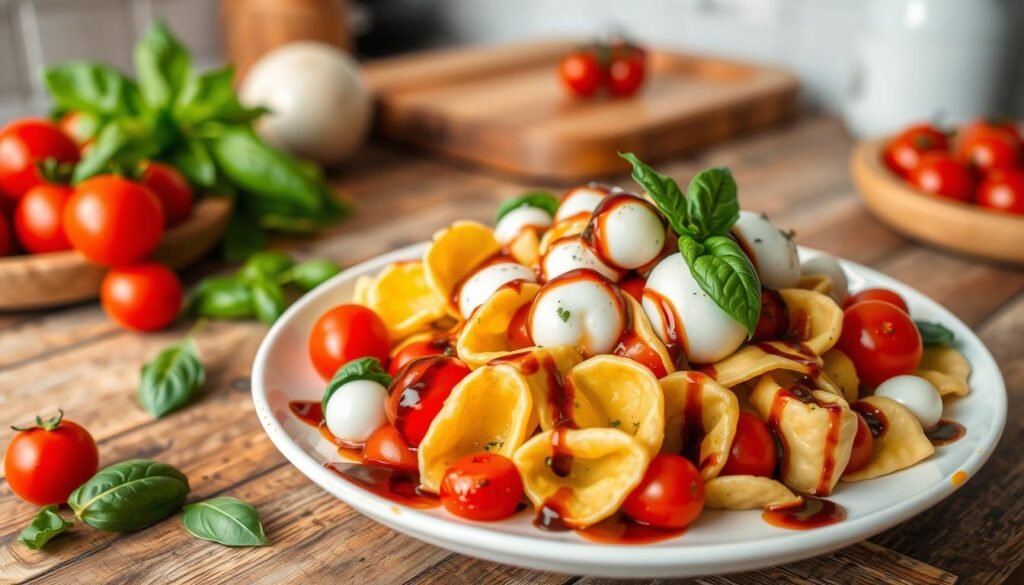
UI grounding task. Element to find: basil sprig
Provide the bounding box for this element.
[495,191,559,223]
[916,321,955,346]
[621,153,761,335]
[139,338,205,419]
[182,497,270,547]
[282,259,342,291]
[69,460,190,532]
[323,358,392,413]
[19,506,73,550]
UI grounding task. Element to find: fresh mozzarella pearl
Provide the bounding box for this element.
[529,271,626,355]
[874,375,943,429]
[731,210,801,289]
[800,252,849,304]
[458,262,537,318]
[325,380,388,442]
[554,186,609,223]
[586,196,666,270]
[642,254,747,364]
[494,206,553,245]
[541,237,622,282]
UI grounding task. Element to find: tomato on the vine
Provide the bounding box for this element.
[608,45,645,97]
[977,169,1024,215]
[63,175,165,266]
[837,300,922,388]
[14,184,73,254]
[909,152,974,202]
[845,287,909,314]
[843,412,874,476]
[439,452,524,521]
[386,355,471,446]
[560,51,603,97]
[101,263,183,332]
[958,126,1021,173]
[4,410,99,505]
[720,412,777,477]
[882,124,949,178]
[622,453,705,529]
[389,339,447,376]
[308,304,390,380]
[362,424,419,472]
[141,161,193,227]
[0,119,79,201]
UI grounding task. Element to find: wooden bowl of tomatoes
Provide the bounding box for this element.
[850,119,1024,265]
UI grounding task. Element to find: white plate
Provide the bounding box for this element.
[251,243,1006,578]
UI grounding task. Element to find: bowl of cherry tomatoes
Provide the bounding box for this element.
[850,118,1024,265]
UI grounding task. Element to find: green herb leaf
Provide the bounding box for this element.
[68,460,190,532]
[249,276,287,325]
[173,66,266,125]
[556,307,571,322]
[134,20,190,110]
[164,138,216,188]
[139,338,205,418]
[283,259,342,291]
[18,505,73,550]
[190,276,255,319]
[221,215,268,263]
[238,251,295,281]
[182,497,269,547]
[915,321,955,346]
[495,191,559,223]
[43,62,139,116]
[620,152,690,236]
[608,419,621,428]
[685,167,739,238]
[322,357,391,413]
[71,121,131,183]
[678,235,762,336]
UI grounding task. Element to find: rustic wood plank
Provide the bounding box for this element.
[403,553,568,585]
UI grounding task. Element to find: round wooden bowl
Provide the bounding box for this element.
[0,197,233,310]
[850,138,1024,265]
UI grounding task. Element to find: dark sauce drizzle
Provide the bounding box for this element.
[925,419,966,446]
[762,497,846,530]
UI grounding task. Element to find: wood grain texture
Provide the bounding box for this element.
[0,116,1020,585]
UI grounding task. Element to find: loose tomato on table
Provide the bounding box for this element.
[958,126,1021,173]
[882,124,949,178]
[622,453,705,529]
[308,304,390,380]
[4,410,99,505]
[977,169,1024,215]
[141,161,194,227]
[13,184,73,254]
[386,355,471,447]
[608,44,645,98]
[720,412,777,477]
[843,412,874,476]
[389,339,447,376]
[837,300,922,388]
[909,152,974,202]
[845,287,909,314]
[0,119,79,201]
[100,263,183,332]
[439,452,524,521]
[63,175,165,266]
[559,50,603,98]
[362,424,418,472]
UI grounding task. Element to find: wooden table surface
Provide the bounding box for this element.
[0,116,1021,585]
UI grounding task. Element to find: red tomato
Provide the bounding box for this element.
[608,49,645,97]
[622,453,705,529]
[4,410,99,505]
[843,413,874,476]
[752,288,789,341]
[958,127,1021,173]
[909,153,975,202]
[837,300,922,388]
[13,184,72,254]
[977,169,1024,215]
[309,304,390,379]
[100,263,183,332]
[560,51,603,97]
[720,412,777,477]
[960,118,1023,146]
[362,424,419,472]
[614,337,667,378]
[389,339,447,376]
[386,355,471,446]
[439,453,524,521]
[63,175,165,266]
[882,124,949,177]
[845,287,909,314]
[619,276,646,303]
[0,211,12,256]
[507,303,534,350]
[0,119,79,201]
[141,162,193,227]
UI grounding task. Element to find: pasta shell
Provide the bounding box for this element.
[618,295,675,378]
[778,288,843,355]
[842,396,935,482]
[703,341,833,393]
[915,346,971,397]
[508,227,543,267]
[366,261,448,340]
[352,275,374,306]
[822,348,860,403]
[455,282,541,368]
[423,221,502,318]
[538,216,589,256]
[660,371,738,480]
[704,475,802,510]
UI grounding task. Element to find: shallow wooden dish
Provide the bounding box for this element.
[0,197,233,310]
[851,138,1024,265]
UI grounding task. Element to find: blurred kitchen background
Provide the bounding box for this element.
[0,0,1022,137]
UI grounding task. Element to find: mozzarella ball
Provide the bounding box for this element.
[874,375,943,429]
[325,379,389,442]
[495,206,552,245]
[458,262,537,318]
[586,196,666,270]
[529,271,626,355]
[541,236,622,282]
[554,185,609,223]
[642,253,747,364]
[800,252,849,304]
[731,210,800,289]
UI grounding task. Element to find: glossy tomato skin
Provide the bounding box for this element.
[960,118,1023,146]
[4,415,99,505]
[843,413,874,476]
[720,412,777,477]
[362,424,419,472]
[0,119,79,201]
[909,153,975,202]
[958,126,1021,173]
[308,304,390,380]
[386,356,471,447]
[14,184,73,253]
[752,288,789,341]
[388,339,447,376]
[0,211,12,256]
[141,162,193,227]
[977,169,1024,215]
[560,51,603,97]
[507,303,533,350]
[845,287,909,314]
[63,175,165,266]
[623,453,705,529]
[883,124,949,177]
[608,49,645,97]
[101,263,183,332]
[837,300,923,388]
[439,453,524,521]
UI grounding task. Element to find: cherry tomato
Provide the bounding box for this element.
[0,211,12,256]
[720,412,777,477]
[843,412,874,476]
[386,355,471,446]
[845,287,909,314]
[560,51,603,97]
[362,424,418,472]
[100,263,183,332]
[308,304,390,380]
[63,175,165,266]
[13,184,72,254]
[752,288,789,341]
[958,127,1020,173]
[622,453,705,529]
[608,48,645,97]
[977,169,1024,215]
[4,410,99,505]
[614,337,667,378]
[837,300,922,388]
[960,118,1023,147]
[882,124,949,178]
[0,119,79,201]
[389,339,447,376]
[58,111,100,146]
[507,303,534,350]
[909,152,974,202]
[141,162,193,227]
[439,452,524,521]
[619,275,646,303]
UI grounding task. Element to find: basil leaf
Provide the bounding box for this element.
[71,121,130,182]
[182,497,269,547]
[191,276,255,319]
[134,20,190,110]
[43,62,139,116]
[250,276,287,325]
[678,235,762,336]
[284,259,341,291]
[238,251,295,281]
[620,152,690,236]
[164,139,216,188]
[685,167,739,238]
[221,215,268,263]
[139,338,205,418]
[322,357,391,413]
[68,460,190,532]
[173,66,267,125]
[495,191,559,223]
[915,321,955,346]
[19,505,73,550]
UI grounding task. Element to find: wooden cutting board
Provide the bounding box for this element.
[363,40,799,181]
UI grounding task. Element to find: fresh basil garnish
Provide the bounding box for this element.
[69,460,190,532]
[283,259,342,291]
[182,497,270,547]
[43,63,140,116]
[139,338,205,418]
[238,251,295,282]
[679,235,762,335]
[163,138,216,187]
[322,357,391,413]
[134,20,190,110]
[620,152,690,236]
[190,276,255,319]
[916,321,955,346]
[495,191,559,223]
[249,276,288,325]
[19,505,73,550]
[685,167,739,239]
